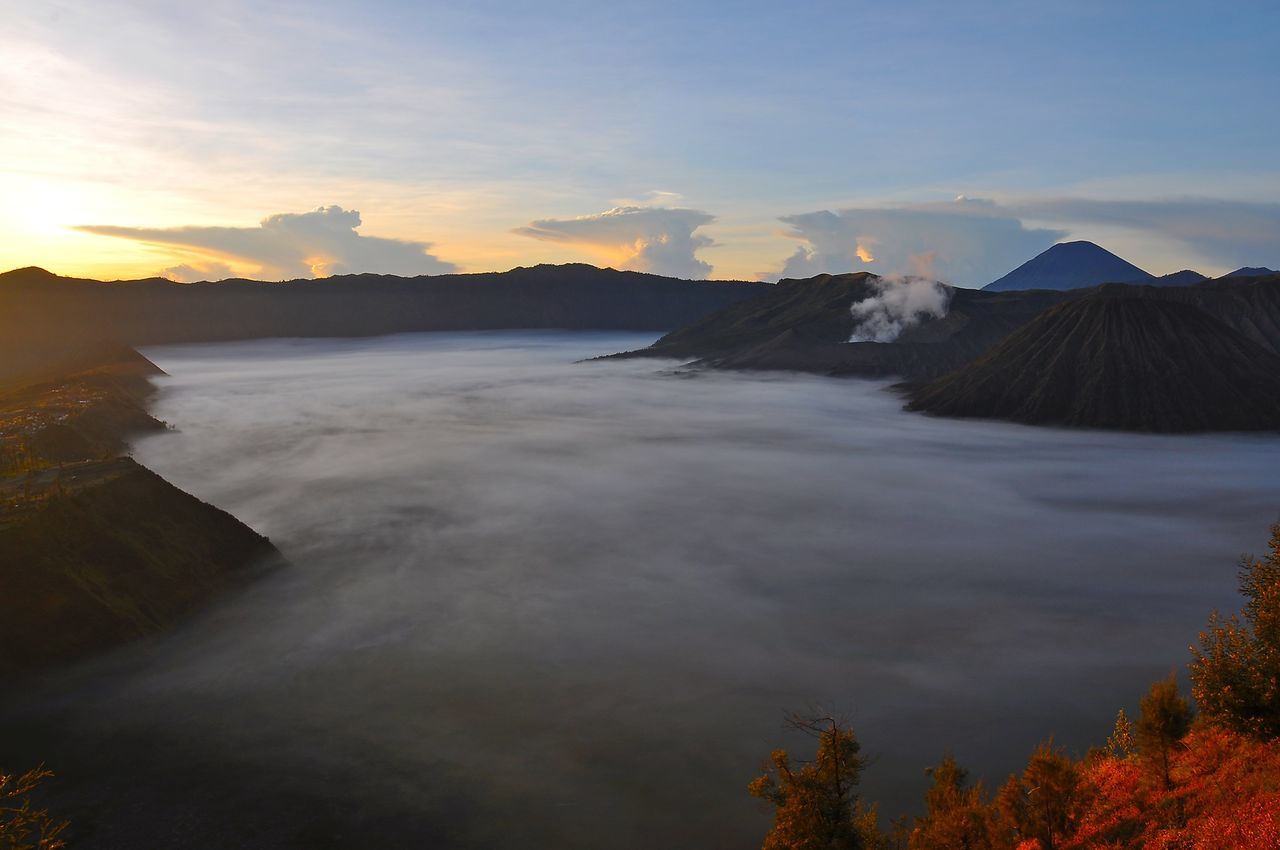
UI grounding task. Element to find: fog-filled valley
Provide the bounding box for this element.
[7,330,1280,849]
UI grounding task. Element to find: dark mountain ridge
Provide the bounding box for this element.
[1225,266,1278,278]
[613,268,1280,431]
[1142,269,1208,287]
[0,264,766,347]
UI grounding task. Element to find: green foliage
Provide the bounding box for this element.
[749,714,868,850]
[1190,522,1280,740]
[997,740,1089,850]
[909,754,1011,850]
[0,765,67,850]
[1135,675,1192,790]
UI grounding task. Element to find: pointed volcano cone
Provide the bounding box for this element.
[983,241,1154,292]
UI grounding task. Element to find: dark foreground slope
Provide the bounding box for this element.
[0,459,278,673]
[0,264,766,346]
[906,295,1280,432]
[0,343,280,674]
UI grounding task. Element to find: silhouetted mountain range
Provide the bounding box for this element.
[1225,266,1278,278]
[983,241,1154,291]
[0,264,764,349]
[1144,269,1208,287]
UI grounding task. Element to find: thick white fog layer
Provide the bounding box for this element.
[11,331,1280,848]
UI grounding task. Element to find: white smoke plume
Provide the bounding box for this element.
[848,276,952,343]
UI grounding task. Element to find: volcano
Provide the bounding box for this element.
[906,294,1280,432]
[983,241,1154,292]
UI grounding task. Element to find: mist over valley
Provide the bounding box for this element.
[7,331,1279,848]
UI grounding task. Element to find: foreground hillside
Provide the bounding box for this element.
[0,344,279,674]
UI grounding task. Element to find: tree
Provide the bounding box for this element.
[909,754,1011,850]
[748,713,869,850]
[1190,522,1280,740]
[997,740,1088,850]
[0,764,68,850]
[1135,675,1192,790]
[1104,708,1135,758]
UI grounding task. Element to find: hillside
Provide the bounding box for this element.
[1144,269,1208,286]
[905,294,1280,432]
[983,241,1154,292]
[609,272,1065,379]
[0,264,767,347]
[0,459,279,673]
[1225,266,1278,278]
[611,270,1280,432]
[0,343,281,674]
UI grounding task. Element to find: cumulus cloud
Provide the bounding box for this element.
[849,276,952,343]
[159,260,241,283]
[77,206,459,281]
[774,201,1066,287]
[514,206,716,279]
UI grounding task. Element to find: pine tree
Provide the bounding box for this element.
[1190,522,1280,740]
[1105,708,1136,757]
[909,754,1011,850]
[749,713,868,850]
[1135,674,1192,790]
[997,740,1088,850]
[0,764,68,850]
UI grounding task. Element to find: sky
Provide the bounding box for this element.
[2,0,1278,287]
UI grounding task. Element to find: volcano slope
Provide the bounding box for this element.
[612,272,1280,432]
[607,272,1063,380]
[904,293,1280,432]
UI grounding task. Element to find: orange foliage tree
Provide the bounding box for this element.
[0,764,68,850]
[1191,521,1280,740]
[908,754,1012,850]
[749,713,873,850]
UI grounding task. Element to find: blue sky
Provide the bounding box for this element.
[2,0,1278,284]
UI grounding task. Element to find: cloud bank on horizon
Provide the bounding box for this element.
[68,195,1280,287]
[774,199,1066,287]
[77,206,458,282]
[514,206,716,279]
[771,196,1280,287]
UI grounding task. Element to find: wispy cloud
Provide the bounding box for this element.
[773,200,1065,287]
[76,206,458,281]
[514,206,716,279]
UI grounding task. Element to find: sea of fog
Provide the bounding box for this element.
[8,330,1280,849]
